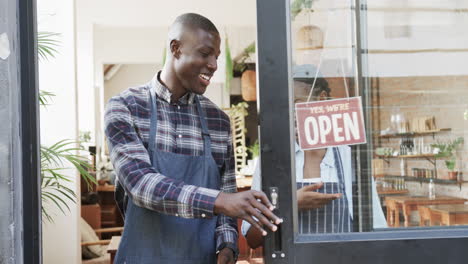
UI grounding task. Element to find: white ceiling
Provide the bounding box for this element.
[77,0,257,28]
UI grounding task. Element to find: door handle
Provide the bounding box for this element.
[269,187,283,257]
[270,187,279,209]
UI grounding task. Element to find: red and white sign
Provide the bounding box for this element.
[295,97,367,150]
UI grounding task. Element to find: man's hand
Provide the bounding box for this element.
[297,182,342,210]
[217,248,235,264]
[214,190,282,236]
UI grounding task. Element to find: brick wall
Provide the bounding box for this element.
[372,76,468,198]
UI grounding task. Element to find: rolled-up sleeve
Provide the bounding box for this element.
[104,95,220,218]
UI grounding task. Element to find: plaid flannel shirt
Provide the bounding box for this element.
[104,72,238,250]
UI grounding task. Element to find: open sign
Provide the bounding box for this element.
[295,97,367,150]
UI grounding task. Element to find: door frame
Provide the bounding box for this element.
[19,0,42,263]
[256,0,468,263]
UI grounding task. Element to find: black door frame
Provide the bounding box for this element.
[19,0,42,263]
[256,0,468,263]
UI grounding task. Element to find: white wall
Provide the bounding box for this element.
[366,0,468,77]
[104,64,159,104]
[291,0,468,77]
[38,0,80,263]
[77,0,257,161]
[77,0,257,144]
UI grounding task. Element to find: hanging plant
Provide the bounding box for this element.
[233,42,255,74]
[291,0,318,19]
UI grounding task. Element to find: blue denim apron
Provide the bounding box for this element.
[297,148,352,234]
[114,88,220,264]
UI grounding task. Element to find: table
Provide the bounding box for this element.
[385,195,467,227]
[420,204,468,226]
[377,188,409,196]
[107,236,121,264]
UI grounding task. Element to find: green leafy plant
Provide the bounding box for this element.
[291,0,318,19]
[79,130,92,144]
[431,137,464,171]
[39,90,55,106]
[37,32,60,61]
[233,42,255,73]
[230,101,249,117]
[247,140,260,159]
[41,140,94,221]
[38,31,96,221]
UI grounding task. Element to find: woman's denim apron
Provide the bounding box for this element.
[297,148,352,233]
[114,88,220,264]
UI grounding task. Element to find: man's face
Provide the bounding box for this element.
[174,28,221,95]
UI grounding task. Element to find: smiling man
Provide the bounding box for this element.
[105,13,280,264]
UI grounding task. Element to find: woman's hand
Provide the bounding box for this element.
[297,182,342,210]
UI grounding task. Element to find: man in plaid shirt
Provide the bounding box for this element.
[105,13,281,264]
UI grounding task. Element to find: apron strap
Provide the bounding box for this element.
[149,87,158,162]
[194,96,213,157]
[332,148,345,190]
[148,89,212,158]
[333,147,352,230]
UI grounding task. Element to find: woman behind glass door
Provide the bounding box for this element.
[241,64,387,248]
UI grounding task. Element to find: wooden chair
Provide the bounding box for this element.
[386,199,400,227]
[81,217,123,264]
[81,227,124,247]
[418,206,441,226]
[418,206,432,226]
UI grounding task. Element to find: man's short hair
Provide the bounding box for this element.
[173,13,219,35]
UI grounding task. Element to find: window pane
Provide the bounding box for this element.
[289,0,468,236]
[290,0,369,235]
[365,0,468,229]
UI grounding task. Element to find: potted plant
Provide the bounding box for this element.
[431,137,464,180]
[233,42,256,101]
[38,32,96,221]
[291,0,318,19]
[247,140,260,160]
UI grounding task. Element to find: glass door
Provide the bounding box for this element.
[256,0,468,263]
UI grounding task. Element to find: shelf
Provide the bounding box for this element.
[379,128,451,139]
[377,175,467,190]
[375,154,437,165]
[376,154,435,159]
[377,188,409,195]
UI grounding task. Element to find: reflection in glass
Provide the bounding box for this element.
[366,0,468,229]
[289,0,387,234]
[290,0,468,233]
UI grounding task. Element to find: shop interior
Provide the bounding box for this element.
[67,1,468,264]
